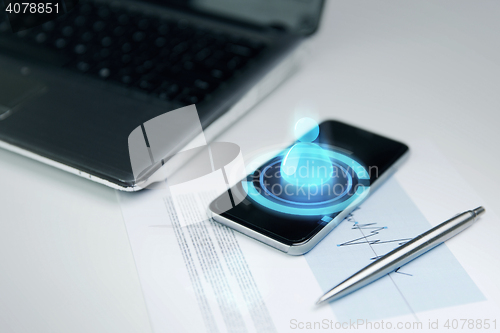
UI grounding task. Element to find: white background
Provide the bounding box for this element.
[1,1,499,332]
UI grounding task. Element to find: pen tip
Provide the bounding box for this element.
[473,206,486,217]
[316,296,327,305]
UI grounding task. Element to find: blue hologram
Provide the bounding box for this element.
[280,143,335,186]
[294,117,319,142]
[281,118,333,186]
[261,160,353,206]
[245,180,368,216]
[243,147,371,216]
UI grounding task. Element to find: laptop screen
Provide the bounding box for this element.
[163,0,324,35]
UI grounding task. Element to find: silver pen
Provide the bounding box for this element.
[317,206,486,305]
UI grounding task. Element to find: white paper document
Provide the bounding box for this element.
[118,140,500,332]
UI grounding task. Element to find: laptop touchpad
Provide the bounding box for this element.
[0,71,46,120]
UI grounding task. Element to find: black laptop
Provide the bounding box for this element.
[0,0,324,191]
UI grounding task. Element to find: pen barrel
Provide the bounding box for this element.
[370,210,477,274]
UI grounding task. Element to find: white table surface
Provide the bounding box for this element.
[1,1,499,332]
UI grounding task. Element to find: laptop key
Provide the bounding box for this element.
[135,73,165,93]
[225,43,253,57]
[74,43,87,54]
[154,82,181,101]
[54,38,68,49]
[42,21,56,32]
[176,87,205,105]
[66,59,92,72]
[98,67,111,79]
[92,21,106,33]
[227,56,243,70]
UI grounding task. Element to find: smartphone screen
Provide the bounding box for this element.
[210,120,408,247]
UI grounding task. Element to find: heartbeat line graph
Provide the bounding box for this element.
[337,207,413,276]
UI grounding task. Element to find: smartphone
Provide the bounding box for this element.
[209,120,409,255]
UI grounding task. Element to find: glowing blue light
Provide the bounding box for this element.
[294,117,319,143]
[245,180,369,216]
[260,160,353,206]
[280,143,334,186]
[281,118,332,187]
[244,148,371,216]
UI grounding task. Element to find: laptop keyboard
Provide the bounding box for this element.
[0,1,267,105]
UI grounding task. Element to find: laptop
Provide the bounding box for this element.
[0,0,324,191]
